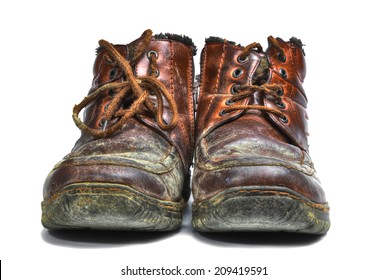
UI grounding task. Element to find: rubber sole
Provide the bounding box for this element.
[41,183,185,231]
[192,186,330,234]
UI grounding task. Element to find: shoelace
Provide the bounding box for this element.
[221,37,287,122]
[72,30,178,138]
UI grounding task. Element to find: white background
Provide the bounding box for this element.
[1,0,386,279]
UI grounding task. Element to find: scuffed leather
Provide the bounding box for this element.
[265,37,309,150]
[196,41,263,141]
[193,37,327,204]
[43,36,196,202]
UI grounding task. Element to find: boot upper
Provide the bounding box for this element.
[43,31,196,202]
[193,36,326,204]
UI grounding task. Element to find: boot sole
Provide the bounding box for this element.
[41,183,185,231]
[192,186,330,234]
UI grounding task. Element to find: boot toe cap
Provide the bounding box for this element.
[43,134,184,202]
[193,134,326,204]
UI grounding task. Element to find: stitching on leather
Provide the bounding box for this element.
[169,41,175,105]
[289,97,306,149]
[289,83,294,99]
[215,41,226,93]
[197,158,314,175]
[200,43,207,90]
[291,47,302,82]
[199,45,218,137]
[134,41,139,76]
[170,42,189,148]
[170,42,191,171]
[199,94,215,138]
[187,48,195,149]
[46,184,185,211]
[54,152,179,174]
[178,119,190,151]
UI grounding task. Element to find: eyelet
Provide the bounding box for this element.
[279,115,288,123]
[276,100,286,109]
[149,69,160,77]
[279,68,287,78]
[277,53,286,62]
[225,98,235,106]
[147,50,159,59]
[98,118,106,127]
[277,86,284,96]
[237,55,249,64]
[230,84,239,95]
[109,68,118,79]
[232,68,243,78]
[219,109,228,116]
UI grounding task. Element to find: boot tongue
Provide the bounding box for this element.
[251,54,270,85]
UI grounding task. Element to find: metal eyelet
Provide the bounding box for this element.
[237,55,249,64]
[279,68,287,78]
[277,86,284,96]
[147,50,159,59]
[219,109,228,116]
[232,68,243,78]
[98,118,106,127]
[149,69,160,77]
[109,68,118,79]
[279,115,288,123]
[230,84,239,95]
[277,53,286,62]
[276,100,286,109]
[225,98,234,106]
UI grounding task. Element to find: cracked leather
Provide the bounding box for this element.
[43,34,196,202]
[193,38,327,204]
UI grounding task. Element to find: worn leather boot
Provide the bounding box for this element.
[42,30,196,230]
[192,36,330,234]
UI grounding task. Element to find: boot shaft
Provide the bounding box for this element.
[74,31,197,170]
[196,36,309,151]
[265,36,309,150]
[192,36,330,234]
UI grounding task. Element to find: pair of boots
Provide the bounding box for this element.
[41,30,330,234]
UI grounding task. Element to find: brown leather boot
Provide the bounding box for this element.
[41,30,196,230]
[192,36,330,234]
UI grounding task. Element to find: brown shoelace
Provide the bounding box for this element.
[221,37,286,121]
[72,30,178,138]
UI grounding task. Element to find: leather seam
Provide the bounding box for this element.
[199,43,207,90]
[196,161,314,175]
[214,41,226,93]
[53,155,179,175]
[45,184,185,210]
[291,47,302,82]
[289,93,306,149]
[187,48,195,153]
[169,42,190,171]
